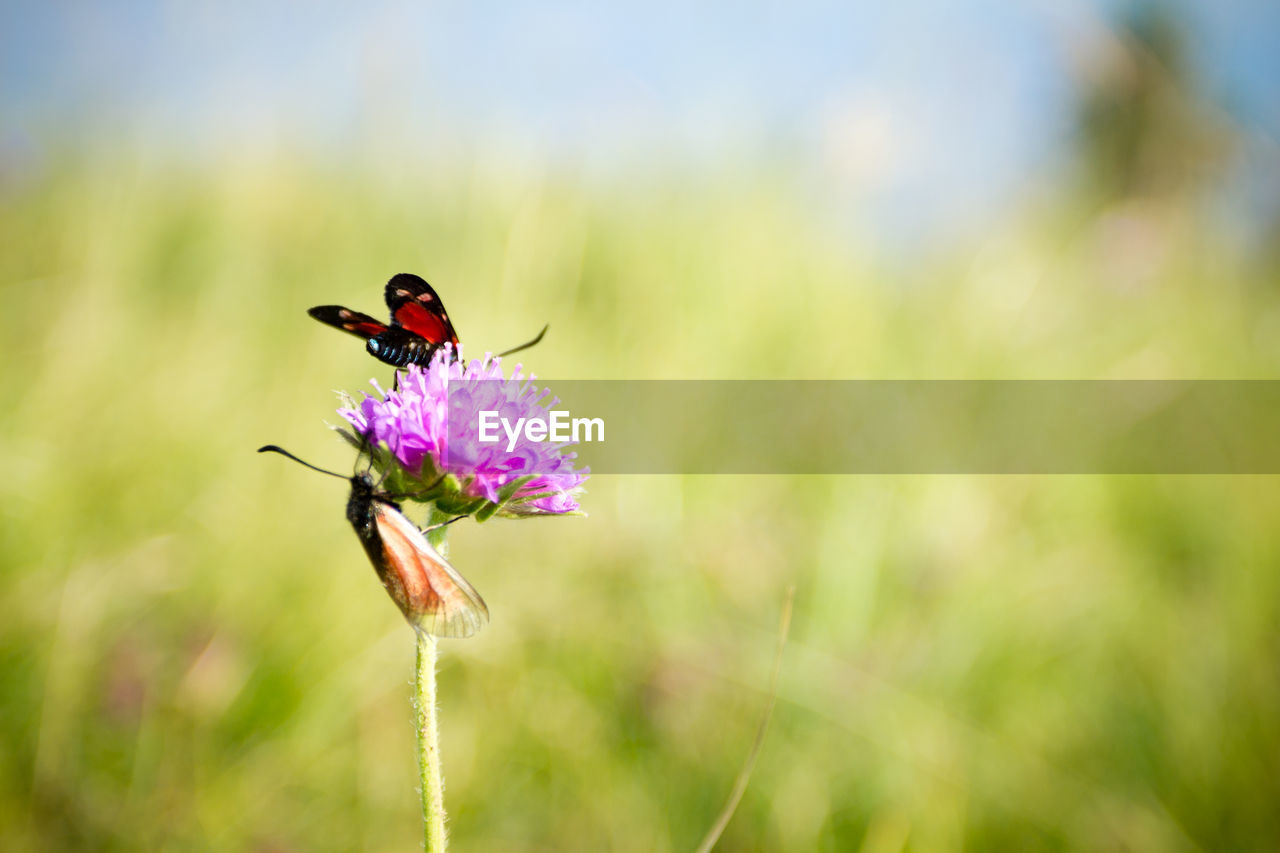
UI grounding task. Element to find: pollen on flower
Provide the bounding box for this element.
[338,345,587,517]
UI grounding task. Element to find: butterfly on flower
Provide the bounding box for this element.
[257,444,489,638]
[309,272,546,368]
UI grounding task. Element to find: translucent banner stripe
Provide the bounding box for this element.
[446,381,1280,474]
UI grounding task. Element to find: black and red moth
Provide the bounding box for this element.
[258,445,488,638]
[309,273,460,368]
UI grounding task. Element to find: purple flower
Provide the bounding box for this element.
[339,345,587,517]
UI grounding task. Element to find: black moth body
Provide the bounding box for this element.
[257,446,487,639]
[343,471,489,639]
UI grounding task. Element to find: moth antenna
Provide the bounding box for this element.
[497,323,549,358]
[257,445,348,479]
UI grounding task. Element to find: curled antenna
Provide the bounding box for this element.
[497,323,549,358]
[257,445,348,479]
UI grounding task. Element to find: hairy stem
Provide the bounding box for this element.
[416,628,447,852]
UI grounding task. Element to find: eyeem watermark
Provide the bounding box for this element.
[478,410,605,452]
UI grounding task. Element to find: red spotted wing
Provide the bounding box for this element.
[309,273,460,368]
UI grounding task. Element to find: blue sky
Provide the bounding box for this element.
[3,1,1277,239]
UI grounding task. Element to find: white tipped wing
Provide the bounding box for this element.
[374,505,489,638]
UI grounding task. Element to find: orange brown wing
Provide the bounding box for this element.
[374,503,488,638]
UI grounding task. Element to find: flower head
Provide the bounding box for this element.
[339,345,587,518]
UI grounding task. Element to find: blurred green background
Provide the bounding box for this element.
[4,2,1280,851]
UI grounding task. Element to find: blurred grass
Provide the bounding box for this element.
[2,148,1280,851]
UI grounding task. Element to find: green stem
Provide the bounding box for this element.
[415,627,447,852]
[416,507,453,851]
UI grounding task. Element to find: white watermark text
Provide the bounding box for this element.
[478,410,605,452]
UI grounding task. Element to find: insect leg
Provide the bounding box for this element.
[422,514,468,533]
